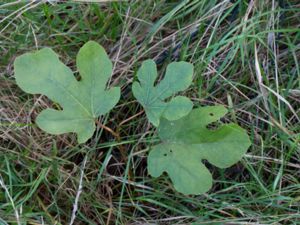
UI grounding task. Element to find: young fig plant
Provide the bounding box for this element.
[148,106,251,195]
[132,59,194,127]
[14,41,120,143]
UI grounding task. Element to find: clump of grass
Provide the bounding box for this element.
[0,0,299,224]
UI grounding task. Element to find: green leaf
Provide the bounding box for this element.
[148,106,251,195]
[132,59,194,127]
[14,41,120,143]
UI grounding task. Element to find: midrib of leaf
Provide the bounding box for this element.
[90,67,95,117]
[164,137,243,146]
[47,77,92,118]
[147,82,171,106]
[43,118,92,122]
[141,69,154,107]
[162,126,235,143]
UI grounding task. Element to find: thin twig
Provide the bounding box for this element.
[119,110,144,126]
[95,120,128,160]
[69,156,88,225]
[95,120,120,140]
[0,175,21,225]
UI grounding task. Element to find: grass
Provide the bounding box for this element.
[0,0,299,224]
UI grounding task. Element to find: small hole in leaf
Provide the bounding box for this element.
[163,153,167,156]
[206,121,220,130]
[52,102,62,110]
[74,71,82,81]
[169,149,173,153]
[209,113,214,116]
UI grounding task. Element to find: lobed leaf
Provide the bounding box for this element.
[14,41,120,143]
[148,106,251,195]
[132,59,194,126]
